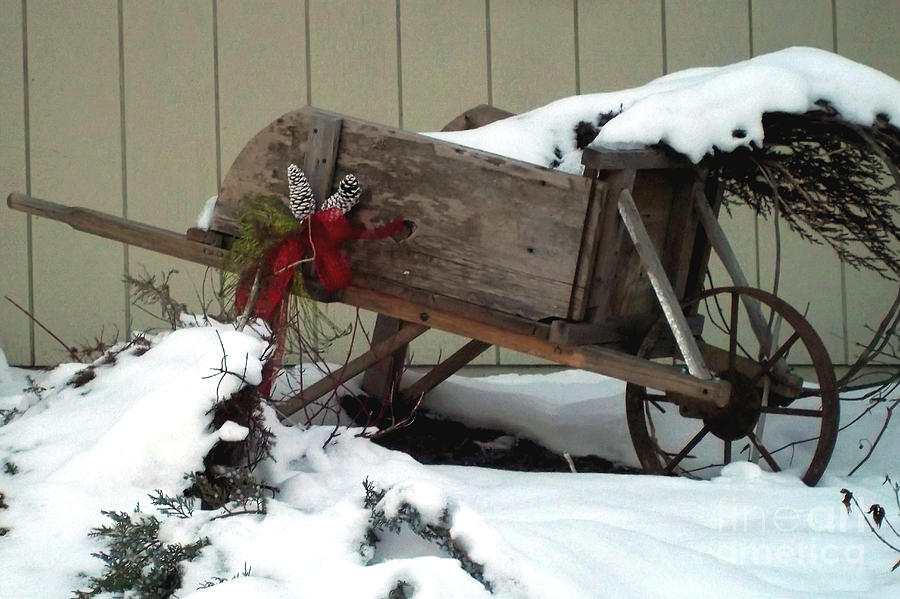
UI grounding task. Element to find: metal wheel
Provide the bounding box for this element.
[625,286,839,486]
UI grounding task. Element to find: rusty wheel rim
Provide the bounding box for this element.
[625,286,839,486]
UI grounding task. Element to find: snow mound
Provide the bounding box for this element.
[428,47,900,166]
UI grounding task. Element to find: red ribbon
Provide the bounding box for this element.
[234,209,404,395]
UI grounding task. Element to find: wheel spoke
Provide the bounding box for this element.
[724,441,732,464]
[747,431,781,472]
[664,425,710,473]
[728,292,739,372]
[761,406,823,417]
[750,331,801,387]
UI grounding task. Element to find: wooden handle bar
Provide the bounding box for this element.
[7,192,228,268]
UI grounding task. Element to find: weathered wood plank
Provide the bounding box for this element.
[211,107,593,321]
[302,114,342,207]
[8,193,227,268]
[8,194,729,406]
[569,172,606,319]
[398,339,492,404]
[277,322,429,418]
[341,285,730,406]
[582,148,691,170]
[361,314,408,402]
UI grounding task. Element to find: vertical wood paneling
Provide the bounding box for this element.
[400,0,488,131]
[308,0,398,125]
[665,0,754,359]
[664,0,750,71]
[0,0,31,364]
[750,0,846,362]
[751,0,833,54]
[835,0,900,362]
[217,0,307,173]
[578,0,663,92]
[398,0,493,365]
[28,0,124,363]
[490,0,576,113]
[123,1,217,334]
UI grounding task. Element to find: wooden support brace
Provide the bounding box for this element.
[361,315,408,404]
[303,114,343,206]
[276,322,428,419]
[617,188,712,380]
[398,339,492,405]
[692,188,773,355]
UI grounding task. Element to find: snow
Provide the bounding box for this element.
[196,195,218,230]
[427,47,900,167]
[1,322,899,598]
[3,48,900,598]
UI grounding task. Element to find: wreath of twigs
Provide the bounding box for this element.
[709,109,900,389]
[715,107,900,279]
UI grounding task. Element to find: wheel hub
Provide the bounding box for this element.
[703,371,762,441]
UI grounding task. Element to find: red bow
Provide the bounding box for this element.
[234,209,405,395]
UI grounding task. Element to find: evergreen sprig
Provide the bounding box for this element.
[73,508,208,599]
[362,479,492,592]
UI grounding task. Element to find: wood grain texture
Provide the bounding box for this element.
[342,285,731,405]
[10,192,730,404]
[212,107,593,321]
[0,0,30,364]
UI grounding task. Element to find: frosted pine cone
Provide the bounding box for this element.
[322,174,361,213]
[287,163,315,221]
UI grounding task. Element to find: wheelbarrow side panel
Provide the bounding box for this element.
[211,107,596,322]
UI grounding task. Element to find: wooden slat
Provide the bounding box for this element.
[569,172,606,319]
[8,194,730,406]
[398,339,492,404]
[589,168,635,322]
[582,148,691,171]
[341,286,730,406]
[8,194,227,268]
[617,188,711,380]
[277,322,428,418]
[361,314,408,402]
[210,107,592,321]
[302,114,342,206]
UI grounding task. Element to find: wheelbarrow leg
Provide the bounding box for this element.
[617,188,712,380]
[397,339,493,407]
[276,322,428,419]
[361,315,409,406]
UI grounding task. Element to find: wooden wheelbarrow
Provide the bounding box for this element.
[7,105,838,485]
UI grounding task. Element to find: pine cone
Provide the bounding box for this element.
[322,174,361,213]
[287,163,315,221]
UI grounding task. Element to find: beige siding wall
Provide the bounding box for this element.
[1,0,898,368]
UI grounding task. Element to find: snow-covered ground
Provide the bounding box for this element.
[1,321,899,599]
[3,46,899,598]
